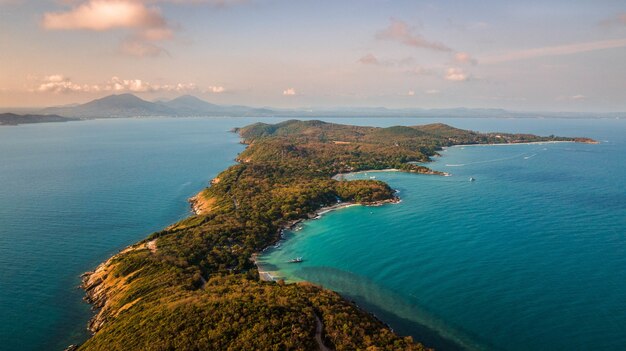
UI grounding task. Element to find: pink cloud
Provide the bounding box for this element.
[377,19,452,52]
[481,38,626,64]
[42,0,167,31]
[445,67,468,81]
[358,53,380,65]
[454,52,477,65]
[120,38,168,57]
[42,0,174,57]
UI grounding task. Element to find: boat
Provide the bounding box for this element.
[288,257,303,263]
[369,176,376,179]
[469,177,475,182]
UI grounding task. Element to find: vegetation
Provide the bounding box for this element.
[79,120,586,351]
[0,113,76,126]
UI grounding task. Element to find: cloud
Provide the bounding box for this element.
[377,19,452,52]
[481,38,626,64]
[454,52,477,65]
[282,88,296,96]
[204,86,225,93]
[445,67,468,81]
[120,38,168,57]
[34,75,96,93]
[144,0,249,5]
[358,53,380,65]
[557,94,586,101]
[42,0,168,31]
[600,13,626,27]
[31,75,202,94]
[42,0,175,57]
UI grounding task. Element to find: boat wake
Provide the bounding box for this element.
[523,154,537,160]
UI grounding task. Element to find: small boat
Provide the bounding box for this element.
[469,177,475,182]
[369,176,376,179]
[288,257,303,263]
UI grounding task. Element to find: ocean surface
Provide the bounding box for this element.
[259,118,626,351]
[0,117,624,350]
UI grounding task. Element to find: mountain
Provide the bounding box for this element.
[35,93,625,119]
[161,94,221,114]
[39,94,279,118]
[41,94,178,118]
[0,113,77,126]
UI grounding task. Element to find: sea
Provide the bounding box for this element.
[0,117,624,350]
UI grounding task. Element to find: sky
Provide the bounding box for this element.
[1,0,625,112]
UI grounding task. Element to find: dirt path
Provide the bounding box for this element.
[314,313,332,351]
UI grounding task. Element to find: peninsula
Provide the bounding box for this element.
[78,120,593,350]
[0,113,77,126]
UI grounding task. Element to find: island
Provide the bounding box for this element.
[77,120,594,351]
[0,113,77,126]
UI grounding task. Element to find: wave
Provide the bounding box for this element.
[524,154,537,160]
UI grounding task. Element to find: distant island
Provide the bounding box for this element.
[3,93,624,120]
[75,120,594,351]
[0,113,77,126]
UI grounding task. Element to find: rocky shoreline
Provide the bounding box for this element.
[80,240,153,335]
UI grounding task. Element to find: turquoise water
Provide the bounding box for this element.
[1,117,624,350]
[260,118,626,350]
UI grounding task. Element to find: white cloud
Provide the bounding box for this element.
[204,86,225,93]
[34,75,97,93]
[377,19,452,52]
[445,67,468,81]
[282,88,296,96]
[31,75,202,94]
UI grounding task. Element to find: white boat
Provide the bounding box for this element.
[469,177,475,182]
[288,257,303,263]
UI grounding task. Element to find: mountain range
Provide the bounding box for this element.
[40,94,277,118]
[9,93,624,119]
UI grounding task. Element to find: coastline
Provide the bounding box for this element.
[75,121,597,350]
[255,196,399,282]
[251,178,473,351]
[447,139,598,148]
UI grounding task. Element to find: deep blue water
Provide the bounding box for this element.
[0,118,250,351]
[260,118,626,350]
[0,117,624,350]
